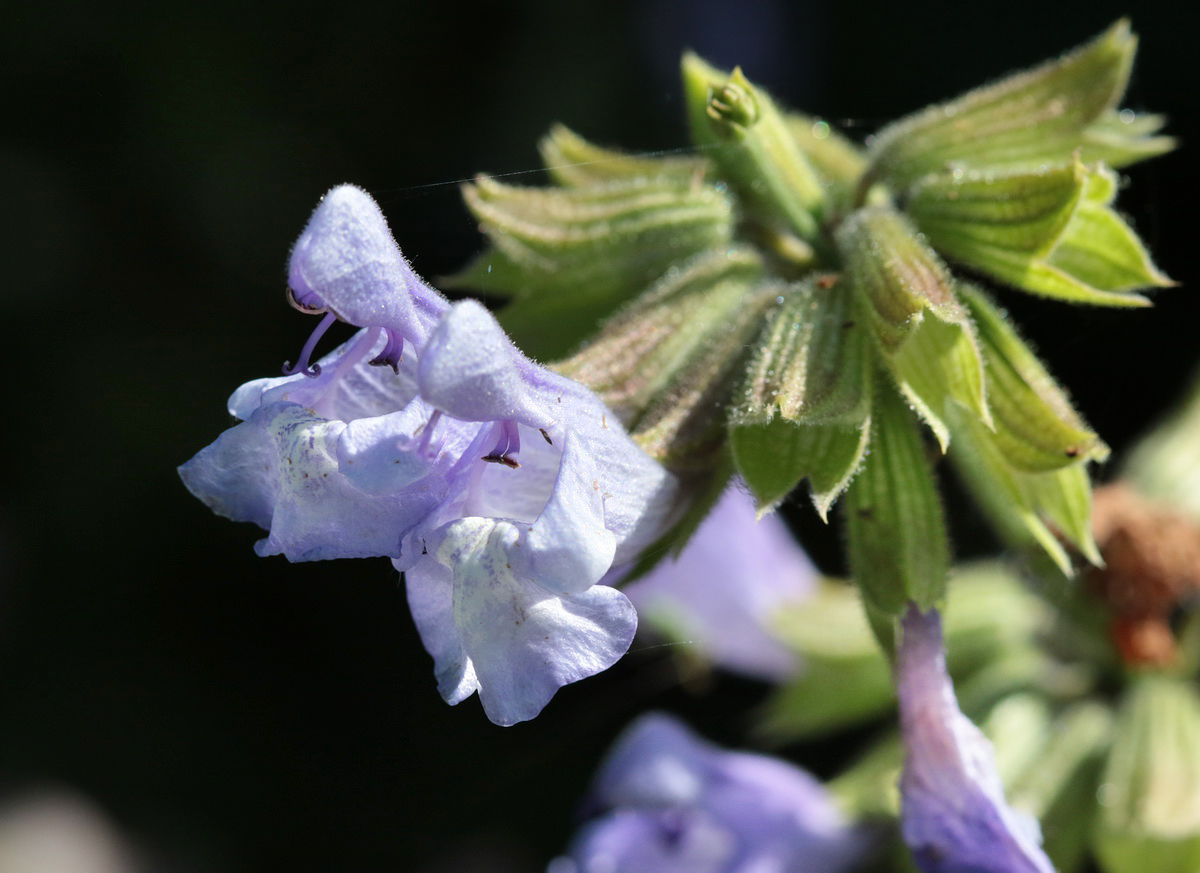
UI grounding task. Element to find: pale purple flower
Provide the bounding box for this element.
[180,185,678,725]
[552,713,867,873]
[897,605,1055,873]
[623,484,817,682]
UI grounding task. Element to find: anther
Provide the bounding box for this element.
[369,328,404,374]
[482,420,522,469]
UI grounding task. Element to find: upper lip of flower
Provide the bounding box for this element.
[280,183,452,379]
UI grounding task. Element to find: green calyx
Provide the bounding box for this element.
[451,20,1173,612]
[866,19,1171,186]
[681,53,828,244]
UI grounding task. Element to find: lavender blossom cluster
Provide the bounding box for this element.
[180,185,677,726]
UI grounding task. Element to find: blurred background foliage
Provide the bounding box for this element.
[2,1,1198,870]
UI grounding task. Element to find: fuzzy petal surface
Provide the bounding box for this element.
[417,299,559,427]
[287,185,448,346]
[412,518,637,725]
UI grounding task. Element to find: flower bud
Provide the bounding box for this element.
[682,53,827,244]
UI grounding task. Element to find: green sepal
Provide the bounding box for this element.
[887,308,990,452]
[908,160,1171,307]
[555,247,764,423]
[907,160,1085,257]
[838,204,986,446]
[1080,109,1176,170]
[730,415,872,520]
[784,113,867,211]
[945,403,1100,573]
[838,204,965,352]
[626,280,782,468]
[681,53,826,243]
[867,20,1147,186]
[1094,675,1200,873]
[844,381,950,615]
[450,173,734,358]
[733,274,872,426]
[538,123,712,188]
[960,284,1109,471]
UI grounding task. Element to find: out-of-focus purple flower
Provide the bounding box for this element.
[897,605,1055,873]
[180,185,678,725]
[552,713,867,873]
[622,484,816,682]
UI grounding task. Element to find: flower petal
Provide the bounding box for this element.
[404,557,480,706]
[517,431,616,595]
[897,605,1054,873]
[572,713,867,873]
[565,808,733,873]
[417,299,560,427]
[288,185,449,346]
[178,417,279,530]
[248,403,437,561]
[624,484,815,681]
[230,329,420,423]
[592,713,716,807]
[423,517,637,725]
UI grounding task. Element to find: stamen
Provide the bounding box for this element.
[286,285,327,314]
[369,328,404,374]
[482,420,522,469]
[282,311,338,378]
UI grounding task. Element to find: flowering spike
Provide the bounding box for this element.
[945,403,1101,572]
[731,416,872,520]
[539,123,711,188]
[449,174,734,359]
[557,247,765,423]
[783,112,868,211]
[837,204,963,352]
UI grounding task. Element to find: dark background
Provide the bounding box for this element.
[3,1,1198,870]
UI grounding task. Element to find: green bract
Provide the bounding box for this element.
[866,20,1171,185]
[452,21,1172,605]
